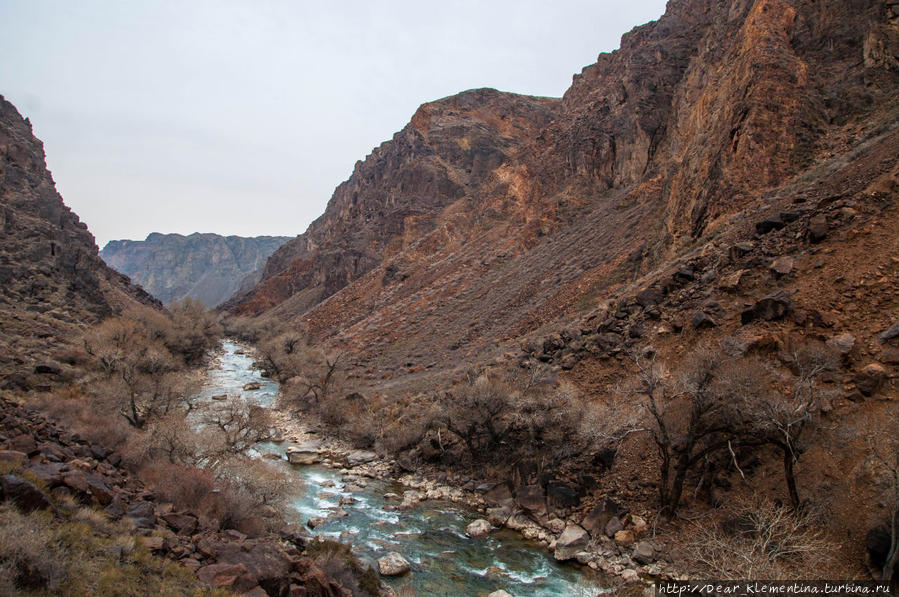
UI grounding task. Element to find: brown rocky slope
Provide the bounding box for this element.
[229,0,898,388]
[0,96,160,390]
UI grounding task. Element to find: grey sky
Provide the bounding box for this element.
[0,1,667,248]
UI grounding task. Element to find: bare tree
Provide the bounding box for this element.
[636,349,743,517]
[738,344,836,510]
[436,373,513,459]
[198,397,272,469]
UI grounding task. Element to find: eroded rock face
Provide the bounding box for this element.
[101,233,291,307]
[224,0,898,386]
[226,88,560,317]
[0,96,159,382]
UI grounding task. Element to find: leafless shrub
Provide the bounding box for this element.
[0,505,66,593]
[689,497,836,579]
[197,396,272,469]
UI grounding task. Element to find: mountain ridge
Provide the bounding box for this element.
[101,232,292,307]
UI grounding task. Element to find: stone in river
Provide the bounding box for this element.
[377,552,411,576]
[243,382,261,391]
[465,519,492,538]
[554,524,589,561]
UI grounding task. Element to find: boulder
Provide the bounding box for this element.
[756,214,786,234]
[604,516,624,538]
[484,483,513,506]
[487,506,513,527]
[546,482,580,509]
[808,214,828,243]
[636,288,663,307]
[769,255,795,276]
[553,524,589,561]
[614,529,636,547]
[879,323,899,344]
[718,269,745,290]
[286,443,322,465]
[621,568,641,583]
[196,562,257,593]
[633,541,655,565]
[827,333,856,356]
[466,519,492,539]
[855,363,888,396]
[377,552,411,576]
[346,450,378,466]
[126,501,156,528]
[162,512,198,535]
[515,485,546,516]
[0,474,54,513]
[741,291,793,324]
[729,242,754,260]
[691,311,717,329]
[243,382,262,391]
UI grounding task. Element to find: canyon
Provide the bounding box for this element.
[101,233,292,307]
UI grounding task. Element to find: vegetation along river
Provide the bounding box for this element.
[199,341,605,596]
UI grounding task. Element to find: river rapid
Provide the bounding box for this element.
[200,341,604,596]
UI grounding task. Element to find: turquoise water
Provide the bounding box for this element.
[204,341,605,596]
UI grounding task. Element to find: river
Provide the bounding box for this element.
[200,341,605,596]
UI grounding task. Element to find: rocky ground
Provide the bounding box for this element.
[269,406,682,592]
[0,394,359,596]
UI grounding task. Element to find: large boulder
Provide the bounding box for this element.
[553,524,589,561]
[855,363,888,396]
[346,450,378,466]
[377,552,411,576]
[0,474,54,513]
[515,485,546,516]
[196,562,258,593]
[466,519,492,539]
[286,443,322,465]
[741,291,793,324]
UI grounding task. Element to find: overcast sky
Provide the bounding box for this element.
[0,1,667,248]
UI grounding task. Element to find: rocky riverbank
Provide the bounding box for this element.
[0,394,366,596]
[267,406,685,591]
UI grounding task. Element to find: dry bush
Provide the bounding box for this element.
[0,505,66,593]
[222,315,279,344]
[197,396,272,469]
[688,497,836,579]
[213,457,300,533]
[436,373,514,458]
[433,367,588,465]
[164,298,223,366]
[124,413,200,468]
[306,538,381,597]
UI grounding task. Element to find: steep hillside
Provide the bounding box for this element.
[225,88,559,316]
[0,96,159,389]
[101,233,291,307]
[229,0,899,389]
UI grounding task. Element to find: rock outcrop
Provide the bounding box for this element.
[0,96,159,387]
[226,0,898,397]
[101,233,291,307]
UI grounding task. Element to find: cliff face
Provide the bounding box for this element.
[229,0,898,383]
[225,88,559,316]
[0,96,159,385]
[101,233,292,307]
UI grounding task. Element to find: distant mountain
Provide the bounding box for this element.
[101,233,292,307]
[0,95,160,386]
